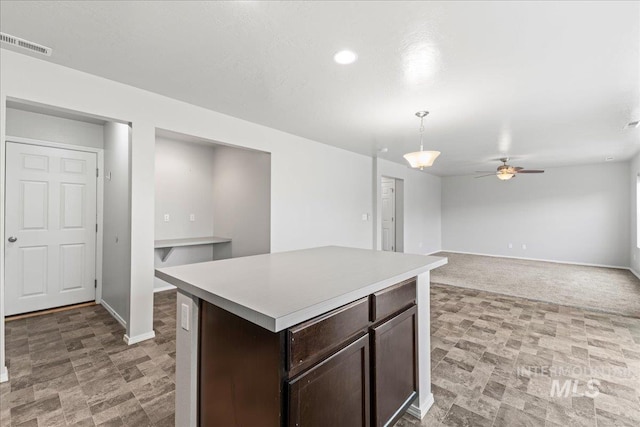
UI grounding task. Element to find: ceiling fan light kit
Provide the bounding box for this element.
[496,170,515,180]
[475,157,545,181]
[404,111,441,170]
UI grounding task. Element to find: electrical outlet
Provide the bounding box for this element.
[181,303,190,331]
[190,214,195,222]
[164,214,170,222]
[508,243,513,249]
[522,244,527,250]
[361,213,368,221]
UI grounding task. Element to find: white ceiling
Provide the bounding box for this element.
[1,1,638,176]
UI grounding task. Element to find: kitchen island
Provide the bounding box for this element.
[155,246,447,427]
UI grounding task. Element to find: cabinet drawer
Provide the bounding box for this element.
[370,277,416,323]
[288,297,369,377]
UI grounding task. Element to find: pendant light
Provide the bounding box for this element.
[403,111,440,170]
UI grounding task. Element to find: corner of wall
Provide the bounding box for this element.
[630,151,640,272]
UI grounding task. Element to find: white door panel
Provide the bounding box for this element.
[21,181,48,229]
[5,142,97,315]
[19,246,48,296]
[61,183,85,228]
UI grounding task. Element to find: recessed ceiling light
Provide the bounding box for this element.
[605,156,614,161]
[334,50,358,65]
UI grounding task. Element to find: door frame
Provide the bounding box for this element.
[4,135,105,305]
[380,175,404,253]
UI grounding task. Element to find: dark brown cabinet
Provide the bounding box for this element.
[288,335,370,427]
[371,306,418,427]
[199,278,418,427]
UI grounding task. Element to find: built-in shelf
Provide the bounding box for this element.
[154,236,231,262]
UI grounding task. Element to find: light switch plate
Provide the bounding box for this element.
[190,214,195,222]
[164,214,170,222]
[181,303,189,331]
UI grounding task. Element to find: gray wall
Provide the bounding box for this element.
[6,107,104,148]
[404,170,441,255]
[102,122,131,324]
[154,137,217,289]
[442,162,630,267]
[154,137,216,240]
[395,179,405,253]
[211,145,271,258]
[630,152,640,275]
[154,137,270,290]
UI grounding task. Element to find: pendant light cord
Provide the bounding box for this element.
[419,115,425,151]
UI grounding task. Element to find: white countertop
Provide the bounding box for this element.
[155,246,447,332]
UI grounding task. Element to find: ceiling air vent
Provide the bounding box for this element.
[1,32,52,56]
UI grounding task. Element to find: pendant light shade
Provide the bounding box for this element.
[403,150,441,169]
[404,111,440,170]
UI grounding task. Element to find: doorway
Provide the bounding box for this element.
[4,141,99,315]
[381,176,404,252]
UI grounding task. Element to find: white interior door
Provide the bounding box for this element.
[5,142,97,316]
[381,177,395,252]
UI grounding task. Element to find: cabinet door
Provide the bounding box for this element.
[288,335,370,427]
[371,305,418,427]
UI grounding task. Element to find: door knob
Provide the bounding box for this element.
[8,237,17,243]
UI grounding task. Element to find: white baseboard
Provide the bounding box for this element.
[440,249,629,270]
[0,365,8,383]
[123,331,156,345]
[100,300,127,328]
[630,268,640,280]
[407,392,434,419]
[154,284,176,293]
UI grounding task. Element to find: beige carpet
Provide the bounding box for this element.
[432,252,640,318]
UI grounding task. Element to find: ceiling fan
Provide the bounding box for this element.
[475,158,544,181]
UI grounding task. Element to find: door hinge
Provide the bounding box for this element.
[96,223,98,232]
[94,279,97,288]
[96,168,99,178]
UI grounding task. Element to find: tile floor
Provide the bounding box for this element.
[1,284,639,426]
[1,291,176,426]
[398,284,640,427]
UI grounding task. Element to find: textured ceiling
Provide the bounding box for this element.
[1,1,638,175]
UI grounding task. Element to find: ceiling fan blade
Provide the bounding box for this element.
[514,167,524,171]
[516,169,545,173]
[474,174,496,178]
